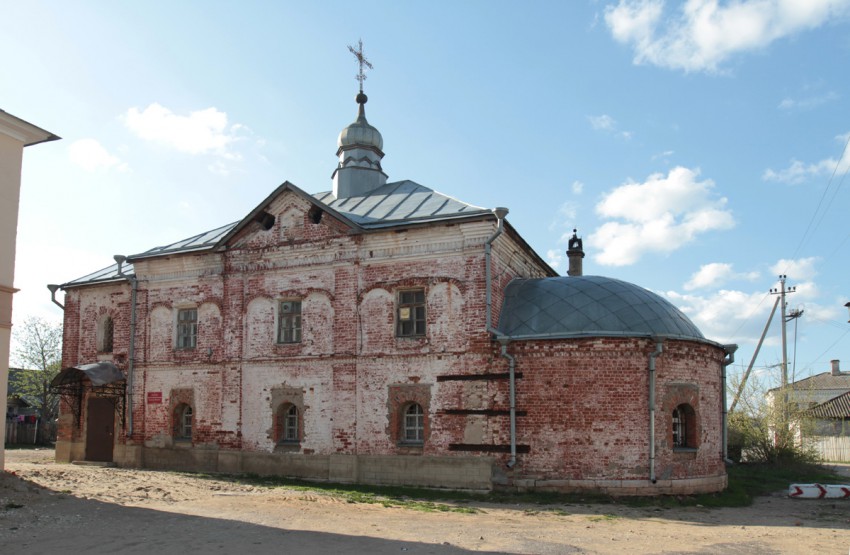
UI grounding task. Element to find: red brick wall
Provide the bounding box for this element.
[58,190,726,491]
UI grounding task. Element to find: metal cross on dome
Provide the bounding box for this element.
[348,39,372,92]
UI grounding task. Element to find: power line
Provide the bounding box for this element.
[786,132,850,264]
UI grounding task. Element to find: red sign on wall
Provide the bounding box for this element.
[147,391,163,404]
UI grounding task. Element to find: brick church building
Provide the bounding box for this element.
[51,85,736,495]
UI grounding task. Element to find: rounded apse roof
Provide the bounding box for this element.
[497,275,705,342]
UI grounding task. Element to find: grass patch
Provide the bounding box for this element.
[587,513,619,522]
[173,462,841,513]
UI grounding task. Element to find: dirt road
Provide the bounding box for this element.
[2,449,849,554]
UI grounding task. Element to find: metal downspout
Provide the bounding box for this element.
[484,208,516,468]
[499,339,517,468]
[115,256,137,437]
[47,284,65,310]
[648,339,663,484]
[485,207,508,335]
[721,344,738,465]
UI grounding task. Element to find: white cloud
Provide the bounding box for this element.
[778,91,839,110]
[572,180,585,195]
[685,262,733,290]
[587,114,633,139]
[589,166,734,266]
[588,114,617,131]
[604,0,850,73]
[770,257,818,281]
[68,139,127,172]
[125,103,244,156]
[763,132,850,184]
[684,262,760,290]
[666,288,768,342]
[546,249,564,271]
[548,200,580,233]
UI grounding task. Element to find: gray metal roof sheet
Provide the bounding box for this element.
[313,180,489,227]
[62,262,135,287]
[805,390,850,419]
[133,221,238,260]
[63,180,491,288]
[497,275,706,341]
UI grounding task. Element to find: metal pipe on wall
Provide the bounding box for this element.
[648,338,664,484]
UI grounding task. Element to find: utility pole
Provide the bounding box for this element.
[769,275,796,390]
[770,275,796,429]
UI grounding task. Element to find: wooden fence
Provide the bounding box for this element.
[4,419,56,445]
[807,436,850,462]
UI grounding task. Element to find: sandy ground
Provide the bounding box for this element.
[1,449,849,555]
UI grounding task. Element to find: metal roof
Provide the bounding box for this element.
[314,180,490,227]
[769,371,850,394]
[132,221,239,260]
[51,362,125,387]
[497,275,707,342]
[62,180,493,287]
[805,390,850,419]
[62,261,135,287]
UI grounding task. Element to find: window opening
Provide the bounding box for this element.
[101,316,114,353]
[402,403,424,444]
[279,404,299,443]
[672,407,685,447]
[176,404,193,440]
[672,403,696,449]
[397,289,425,337]
[277,301,302,343]
[176,308,198,349]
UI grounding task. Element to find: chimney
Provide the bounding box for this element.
[566,229,584,277]
[831,359,841,376]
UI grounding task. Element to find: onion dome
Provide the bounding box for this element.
[338,92,383,151]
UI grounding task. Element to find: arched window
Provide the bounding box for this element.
[402,403,424,444]
[277,404,300,444]
[174,404,193,441]
[98,316,114,353]
[672,403,697,449]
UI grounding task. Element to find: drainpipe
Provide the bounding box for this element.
[115,255,137,438]
[721,344,738,465]
[648,338,663,484]
[484,208,517,468]
[47,284,64,310]
[499,338,517,468]
[485,207,509,335]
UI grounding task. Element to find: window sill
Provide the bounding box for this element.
[397,442,424,453]
[274,442,301,453]
[672,447,698,458]
[174,439,192,449]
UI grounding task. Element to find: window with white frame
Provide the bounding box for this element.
[397,289,425,337]
[175,403,193,440]
[278,404,300,444]
[672,407,685,447]
[672,403,696,449]
[176,308,198,349]
[402,402,425,444]
[277,300,302,344]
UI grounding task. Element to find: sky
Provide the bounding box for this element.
[3,0,850,388]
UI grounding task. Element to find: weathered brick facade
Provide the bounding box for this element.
[53,97,730,494]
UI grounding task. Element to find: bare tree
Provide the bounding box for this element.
[11,317,63,426]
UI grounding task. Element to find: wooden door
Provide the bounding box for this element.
[85,397,115,462]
